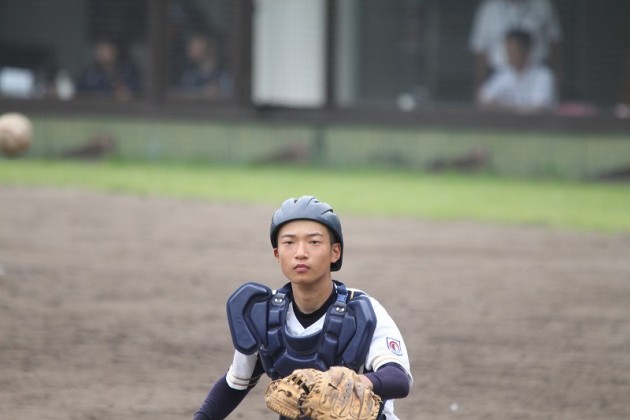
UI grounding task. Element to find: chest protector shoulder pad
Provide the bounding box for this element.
[226,281,376,379]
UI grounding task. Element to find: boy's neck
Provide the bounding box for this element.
[291,280,334,314]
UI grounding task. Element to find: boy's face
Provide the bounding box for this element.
[274,220,341,287]
[187,36,214,63]
[95,41,118,67]
[506,38,529,71]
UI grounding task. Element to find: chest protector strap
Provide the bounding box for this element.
[226,281,376,379]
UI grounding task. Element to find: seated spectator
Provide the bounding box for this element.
[477,29,556,113]
[77,37,141,101]
[178,33,232,99]
[469,0,563,94]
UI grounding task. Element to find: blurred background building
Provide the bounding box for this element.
[1,0,629,178]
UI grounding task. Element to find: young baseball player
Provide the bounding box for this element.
[193,196,412,419]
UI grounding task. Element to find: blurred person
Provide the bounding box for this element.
[477,29,555,112]
[77,37,141,101]
[166,0,215,79]
[469,0,562,94]
[178,33,232,99]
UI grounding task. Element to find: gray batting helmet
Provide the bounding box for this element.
[270,196,343,271]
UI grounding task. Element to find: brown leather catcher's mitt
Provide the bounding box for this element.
[265,366,382,420]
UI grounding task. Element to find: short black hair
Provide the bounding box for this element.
[506,29,533,51]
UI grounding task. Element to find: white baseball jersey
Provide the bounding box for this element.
[478,63,556,110]
[226,288,413,419]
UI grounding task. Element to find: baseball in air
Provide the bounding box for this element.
[0,112,33,157]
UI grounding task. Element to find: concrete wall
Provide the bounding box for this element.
[19,115,630,181]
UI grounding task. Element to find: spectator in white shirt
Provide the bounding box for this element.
[469,0,562,93]
[477,29,556,113]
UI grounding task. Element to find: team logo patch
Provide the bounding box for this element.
[386,337,403,356]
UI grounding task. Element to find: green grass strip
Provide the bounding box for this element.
[1,159,629,233]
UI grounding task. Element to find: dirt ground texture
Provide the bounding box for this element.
[1,186,630,420]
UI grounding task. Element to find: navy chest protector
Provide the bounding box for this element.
[226,281,377,379]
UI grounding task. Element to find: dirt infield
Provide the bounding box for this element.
[1,186,629,420]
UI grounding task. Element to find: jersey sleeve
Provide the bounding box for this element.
[194,374,251,420]
[528,66,556,109]
[478,70,511,104]
[226,350,261,390]
[364,297,413,386]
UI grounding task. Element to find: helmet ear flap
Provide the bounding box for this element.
[270,196,344,271]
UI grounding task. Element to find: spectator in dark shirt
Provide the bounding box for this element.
[77,38,141,101]
[178,33,232,99]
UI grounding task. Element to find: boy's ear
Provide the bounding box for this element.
[273,248,280,261]
[331,243,341,263]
